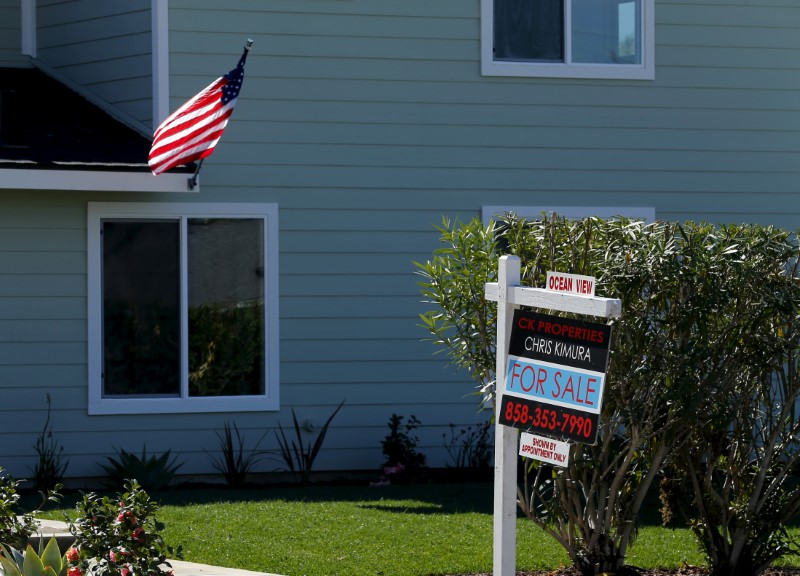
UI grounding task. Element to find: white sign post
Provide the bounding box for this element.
[485,255,622,576]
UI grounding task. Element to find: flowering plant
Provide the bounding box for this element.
[65,481,180,576]
[0,469,39,551]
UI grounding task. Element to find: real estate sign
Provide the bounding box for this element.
[498,309,611,444]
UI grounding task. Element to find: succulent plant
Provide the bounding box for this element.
[0,537,69,576]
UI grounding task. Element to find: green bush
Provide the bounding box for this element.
[0,469,39,550]
[65,481,180,576]
[417,213,800,575]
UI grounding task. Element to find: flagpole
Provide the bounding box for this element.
[181,38,252,190]
[188,158,204,190]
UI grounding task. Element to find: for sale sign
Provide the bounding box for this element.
[499,309,611,444]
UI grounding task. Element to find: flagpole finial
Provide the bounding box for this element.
[245,38,254,51]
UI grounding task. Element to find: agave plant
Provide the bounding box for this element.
[100,446,183,491]
[0,537,69,576]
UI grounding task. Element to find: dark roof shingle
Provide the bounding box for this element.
[0,67,167,171]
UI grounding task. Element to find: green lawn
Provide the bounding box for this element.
[37,482,799,576]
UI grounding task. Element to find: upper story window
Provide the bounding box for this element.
[87,202,280,415]
[481,0,655,80]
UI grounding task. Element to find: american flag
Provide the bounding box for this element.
[148,43,250,175]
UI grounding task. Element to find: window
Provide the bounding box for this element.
[87,203,279,415]
[481,0,655,80]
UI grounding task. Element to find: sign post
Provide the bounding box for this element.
[485,255,621,576]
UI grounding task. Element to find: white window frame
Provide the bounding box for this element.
[480,0,655,80]
[87,202,280,415]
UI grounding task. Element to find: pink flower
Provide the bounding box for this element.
[133,527,145,541]
[67,567,82,576]
[383,462,406,476]
[66,547,79,563]
[116,510,138,526]
[109,551,118,563]
[120,568,131,576]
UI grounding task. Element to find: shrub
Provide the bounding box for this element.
[417,213,800,575]
[65,480,181,576]
[381,414,426,472]
[442,421,493,469]
[0,469,39,550]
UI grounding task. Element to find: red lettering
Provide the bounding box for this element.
[563,375,577,403]
[584,377,597,406]
[520,365,536,392]
[535,368,547,395]
[575,375,583,403]
[551,370,562,399]
[509,362,522,391]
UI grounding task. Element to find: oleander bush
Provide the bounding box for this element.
[417,213,800,576]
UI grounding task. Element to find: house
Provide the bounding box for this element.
[1,0,798,482]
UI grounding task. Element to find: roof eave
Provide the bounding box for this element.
[0,167,198,193]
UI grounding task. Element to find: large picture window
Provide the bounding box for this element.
[88,203,279,415]
[482,0,655,80]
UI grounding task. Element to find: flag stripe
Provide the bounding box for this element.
[149,101,234,164]
[149,121,230,174]
[149,47,247,175]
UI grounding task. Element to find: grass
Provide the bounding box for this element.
[36,482,800,576]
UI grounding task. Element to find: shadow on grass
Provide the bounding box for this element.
[155,481,498,515]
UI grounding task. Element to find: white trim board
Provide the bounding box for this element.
[1,168,197,193]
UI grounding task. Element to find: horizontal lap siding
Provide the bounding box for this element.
[36,0,153,127]
[3,0,798,479]
[158,0,800,474]
[0,194,88,477]
[0,0,24,66]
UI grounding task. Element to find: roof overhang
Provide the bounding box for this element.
[1,167,197,192]
[1,66,197,192]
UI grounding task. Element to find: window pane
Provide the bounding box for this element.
[494,0,564,62]
[102,220,180,396]
[572,0,641,64]
[188,218,265,397]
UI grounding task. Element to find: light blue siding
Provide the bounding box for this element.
[0,0,25,66]
[1,0,799,480]
[36,0,153,126]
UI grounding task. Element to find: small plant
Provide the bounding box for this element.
[442,420,493,469]
[30,394,68,494]
[273,401,344,485]
[0,537,69,576]
[0,469,39,551]
[207,421,268,487]
[100,447,183,492]
[381,414,426,471]
[64,480,181,576]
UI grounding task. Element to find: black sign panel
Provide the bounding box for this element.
[508,310,611,373]
[499,395,599,444]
